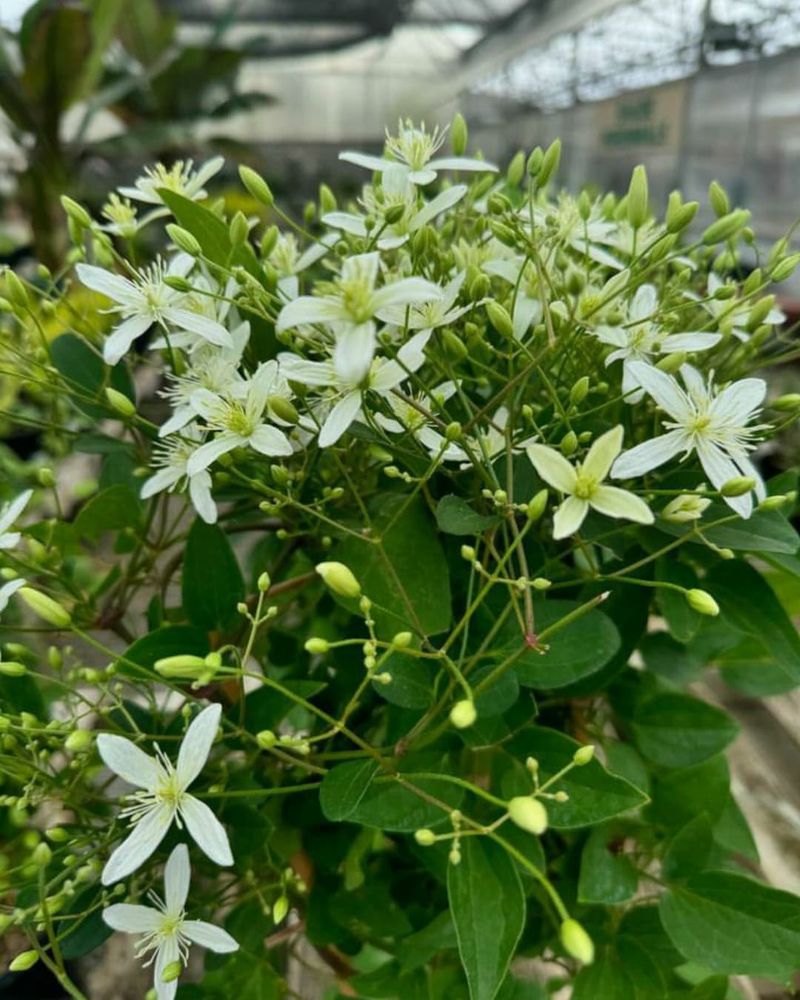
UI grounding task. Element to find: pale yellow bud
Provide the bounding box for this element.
[507,796,548,835]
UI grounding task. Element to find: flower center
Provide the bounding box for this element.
[573,473,598,500]
[155,770,184,809]
[691,414,712,433]
[224,404,257,437]
[338,279,374,323]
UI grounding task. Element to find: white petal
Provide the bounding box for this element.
[104,315,153,365]
[154,935,180,1000]
[76,264,138,304]
[102,903,160,934]
[182,920,239,953]
[185,433,240,476]
[321,211,367,237]
[591,486,654,524]
[696,440,752,518]
[0,578,25,614]
[189,472,217,525]
[276,296,344,332]
[659,332,721,353]
[163,844,191,915]
[611,428,689,479]
[176,704,221,788]
[553,496,589,539]
[278,354,335,387]
[158,406,194,438]
[526,444,577,493]
[102,805,174,885]
[512,295,541,340]
[630,284,657,322]
[427,156,498,173]
[193,155,225,189]
[0,531,20,550]
[372,277,441,312]
[165,309,233,349]
[582,426,624,481]
[710,377,767,426]
[97,734,160,788]
[396,329,431,374]
[319,391,362,447]
[140,467,181,500]
[0,489,32,536]
[626,362,690,420]
[333,324,375,383]
[408,185,466,231]
[180,795,233,867]
[339,151,390,172]
[248,424,293,457]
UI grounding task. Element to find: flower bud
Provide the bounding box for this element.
[485,301,514,339]
[536,138,561,188]
[304,637,329,654]
[273,895,289,925]
[627,165,649,229]
[771,253,800,283]
[315,561,361,599]
[414,828,436,846]
[445,421,462,441]
[392,631,412,648]
[0,661,26,677]
[527,489,548,522]
[164,275,192,293]
[449,699,477,730]
[105,387,136,417]
[256,729,277,749]
[61,196,92,228]
[155,655,207,679]
[260,225,280,257]
[10,949,39,971]
[268,395,299,424]
[573,745,594,766]
[460,545,476,561]
[506,150,525,187]
[507,796,548,835]
[166,224,202,257]
[720,476,755,498]
[771,394,800,412]
[685,588,719,617]
[33,842,52,867]
[569,376,590,406]
[759,494,791,511]
[229,212,249,247]
[5,271,29,310]
[560,918,594,965]
[239,165,274,207]
[702,209,750,245]
[161,960,183,984]
[257,572,271,593]
[18,588,71,628]
[64,729,92,752]
[559,431,577,456]
[526,147,543,177]
[37,467,55,488]
[708,180,729,218]
[318,183,337,215]
[451,113,468,156]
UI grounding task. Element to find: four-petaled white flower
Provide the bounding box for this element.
[276,251,441,383]
[77,257,232,365]
[340,119,497,186]
[527,426,654,539]
[140,429,217,525]
[611,361,767,518]
[118,157,225,209]
[593,284,721,401]
[98,703,233,885]
[374,380,465,461]
[103,844,237,1000]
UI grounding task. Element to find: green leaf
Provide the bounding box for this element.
[639,632,702,686]
[506,728,648,828]
[706,560,800,694]
[659,871,800,979]
[373,649,436,709]
[114,625,209,678]
[572,947,635,1000]
[499,599,620,690]
[435,495,500,535]
[701,506,799,554]
[399,911,458,972]
[578,824,638,904]
[319,759,378,822]
[50,333,135,419]
[335,495,452,637]
[201,952,283,999]
[73,484,141,541]
[447,838,525,1000]
[631,692,738,768]
[59,889,112,959]
[663,814,713,880]
[651,755,730,831]
[182,519,245,631]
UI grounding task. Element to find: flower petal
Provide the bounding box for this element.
[626,361,691,420]
[104,314,153,365]
[102,805,174,885]
[182,920,239,953]
[97,734,160,788]
[526,444,577,493]
[102,903,161,934]
[553,495,589,539]
[76,264,138,304]
[163,844,191,915]
[630,284,657,322]
[427,156,498,173]
[710,377,766,426]
[372,277,442,312]
[338,151,390,172]
[140,467,181,500]
[590,485,654,524]
[154,934,180,1000]
[582,426,624,482]
[180,795,234,867]
[275,296,344,332]
[165,309,233,349]
[0,578,25,614]
[248,424,294,457]
[696,439,753,518]
[611,428,689,479]
[185,433,240,476]
[176,703,221,788]
[408,184,466,231]
[333,324,375,383]
[0,489,32,537]
[189,472,217,525]
[659,332,722,353]
[319,391,362,447]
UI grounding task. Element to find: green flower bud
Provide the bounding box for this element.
[414,828,436,846]
[460,545,476,561]
[161,960,183,984]
[154,655,207,679]
[759,494,791,511]
[239,165,274,207]
[573,745,594,766]
[33,842,52,867]
[5,271,29,310]
[665,198,698,234]
[451,113,468,156]
[164,275,193,293]
[37,467,55,488]
[532,577,551,591]
[64,729,92,752]
[537,138,561,188]
[105,387,136,417]
[384,203,406,226]
[318,183,337,215]
[392,631,412,648]
[627,165,649,229]
[720,476,755,498]
[268,395,299,424]
[569,376,590,406]
[18,588,71,628]
[257,571,271,592]
[685,588,719,617]
[260,225,280,258]
[490,221,517,247]
[560,918,594,965]
[315,561,361,599]
[166,224,202,257]
[526,147,543,177]
[273,895,289,925]
[449,699,477,730]
[304,637,330,654]
[771,253,800,283]
[708,180,729,218]
[61,196,92,228]
[256,729,277,749]
[527,489,548,522]
[10,950,39,971]
[45,827,69,843]
[656,351,686,374]
[506,150,525,187]
[488,192,512,215]
[507,795,548,835]
[771,393,800,412]
[0,661,25,677]
[702,209,750,245]
[559,431,578,456]
[445,421,462,442]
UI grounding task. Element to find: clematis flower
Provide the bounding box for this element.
[77,257,232,365]
[377,272,470,335]
[103,843,237,1000]
[527,426,654,539]
[185,361,294,476]
[141,429,217,525]
[611,361,767,518]
[275,251,441,383]
[340,119,497,186]
[593,284,721,401]
[98,703,233,885]
[118,157,225,208]
[0,490,32,550]
[701,273,785,342]
[374,380,466,461]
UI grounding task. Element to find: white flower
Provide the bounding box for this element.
[100,194,141,239]
[374,380,465,461]
[141,430,217,525]
[118,157,224,208]
[484,257,543,339]
[185,361,294,475]
[611,361,767,518]
[340,119,497,186]
[98,703,233,885]
[280,331,430,447]
[702,273,785,342]
[464,406,534,468]
[0,489,32,550]
[103,844,237,1000]
[529,196,623,270]
[593,284,721,401]
[662,490,712,523]
[378,272,470,335]
[77,257,232,365]
[527,426,654,539]
[270,232,336,300]
[275,251,441,383]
